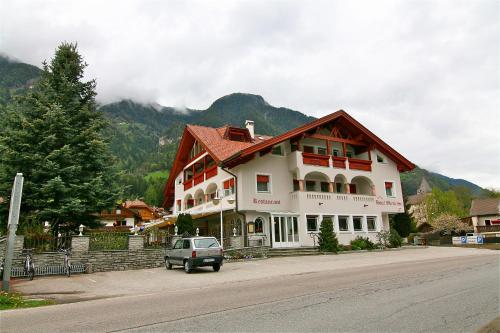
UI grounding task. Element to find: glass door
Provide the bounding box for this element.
[273,216,300,248]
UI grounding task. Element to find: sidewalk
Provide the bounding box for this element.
[11,246,498,304]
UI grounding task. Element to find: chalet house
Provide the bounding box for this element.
[470,198,500,234]
[163,110,414,248]
[100,200,159,228]
[123,200,158,222]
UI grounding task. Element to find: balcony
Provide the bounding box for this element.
[332,156,346,169]
[476,225,500,233]
[302,152,329,167]
[183,179,193,191]
[348,158,372,171]
[290,191,375,205]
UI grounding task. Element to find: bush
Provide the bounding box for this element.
[389,228,402,248]
[318,217,339,253]
[350,236,375,250]
[391,213,412,238]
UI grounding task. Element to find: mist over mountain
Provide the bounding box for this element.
[0,55,486,204]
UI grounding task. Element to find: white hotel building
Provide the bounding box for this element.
[163,111,414,248]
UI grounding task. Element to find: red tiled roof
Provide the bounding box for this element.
[187,124,271,162]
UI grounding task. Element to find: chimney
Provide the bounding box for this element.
[245,120,255,139]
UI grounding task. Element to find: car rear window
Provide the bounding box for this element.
[194,238,220,248]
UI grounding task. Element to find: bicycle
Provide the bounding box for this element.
[59,248,71,277]
[22,249,35,280]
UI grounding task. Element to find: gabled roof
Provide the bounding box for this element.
[470,198,500,216]
[223,110,414,171]
[124,199,151,210]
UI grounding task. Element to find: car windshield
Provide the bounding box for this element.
[194,238,220,248]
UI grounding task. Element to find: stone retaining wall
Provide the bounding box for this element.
[2,235,166,274]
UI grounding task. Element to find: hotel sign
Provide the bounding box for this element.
[375,196,403,207]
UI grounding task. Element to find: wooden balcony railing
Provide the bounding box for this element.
[205,165,218,180]
[303,152,330,167]
[183,179,193,191]
[193,173,205,186]
[476,225,500,233]
[348,158,372,171]
[332,156,347,169]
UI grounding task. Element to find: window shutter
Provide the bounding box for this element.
[385,182,393,189]
[257,175,269,183]
[223,180,230,189]
[229,178,235,187]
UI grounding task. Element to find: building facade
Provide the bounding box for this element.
[163,111,414,248]
[469,198,500,234]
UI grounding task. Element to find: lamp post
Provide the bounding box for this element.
[79,224,84,236]
[212,189,235,249]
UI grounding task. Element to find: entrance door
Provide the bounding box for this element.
[272,216,300,248]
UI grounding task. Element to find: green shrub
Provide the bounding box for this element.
[176,213,195,236]
[350,236,375,250]
[389,228,403,248]
[318,217,339,253]
[391,213,412,238]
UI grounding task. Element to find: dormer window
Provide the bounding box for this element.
[224,127,252,142]
[377,154,385,163]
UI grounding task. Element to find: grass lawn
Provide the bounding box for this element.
[144,170,169,182]
[0,291,54,310]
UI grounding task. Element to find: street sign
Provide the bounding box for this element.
[476,235,484,244]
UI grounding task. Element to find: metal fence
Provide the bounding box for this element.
[143,229,173,248]
[10,264,85,277]
[23,234,73,253]
[88,231,129,251]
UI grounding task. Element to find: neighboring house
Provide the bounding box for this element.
[100,207,139,228]
[123,200,158,222]
[470,198,500,234]
[407,177,432,230]
[163,110,414,248]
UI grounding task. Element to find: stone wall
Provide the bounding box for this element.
[2,235,166,274]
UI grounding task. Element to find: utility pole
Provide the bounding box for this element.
[2,173,24,292]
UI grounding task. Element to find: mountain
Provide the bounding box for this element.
[0,55,41,105]
[0,55,486,204]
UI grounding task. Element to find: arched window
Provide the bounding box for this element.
[255,217,264,233]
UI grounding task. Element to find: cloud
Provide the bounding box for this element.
[0,0,498,188]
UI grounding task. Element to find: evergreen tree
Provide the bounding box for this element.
[318,217,338,252]
[0,43,120,233]
[176,214,194,236]
[391,213,412,238]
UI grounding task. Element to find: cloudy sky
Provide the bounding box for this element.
[1,0,499,189]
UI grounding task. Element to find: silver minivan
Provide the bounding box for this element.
[165,237,224,273]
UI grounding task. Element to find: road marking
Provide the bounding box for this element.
[87,278,97,283]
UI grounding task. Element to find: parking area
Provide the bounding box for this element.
[11,246,498,304]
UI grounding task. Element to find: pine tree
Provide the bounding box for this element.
[0,43,120,233]
[318,217,339,252]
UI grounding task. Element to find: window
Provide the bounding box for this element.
[346,151,353,158]
[194,161,204,175]
[367,217,377,231]
[385,182,394,197]
[173,240,183,249]
[338,216,349,231]
[255,217,264,233]
[485,220,491,226]
[307,215,318,232]
[176,200,181,211]
[293,179,300,191]
[320,182,330,192]
[303,145,314,153]
[353,216,363,231]
[336,183,343,193]
[306,180,316,192]
[183,240,191,249]
[223,178,235,194]
[291,142,299,152]
[349,184,357,194]
[317,147,327,155]
[377,154,385,163]
[272,145,283,156]
[176,177,182,185]
[257,175,270,193]
[194,238,220,248]
[332,149,340,157]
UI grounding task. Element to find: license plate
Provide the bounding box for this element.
[203,258,215,263]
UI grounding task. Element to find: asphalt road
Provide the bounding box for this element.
[1,248,498,333]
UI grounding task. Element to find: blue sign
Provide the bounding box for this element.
[460,236,467,244]
[477,235,484,244]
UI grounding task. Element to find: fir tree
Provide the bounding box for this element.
[318,217,339,252]
[0,43,120,233]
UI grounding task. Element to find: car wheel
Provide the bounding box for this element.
[184,260,192,273]
[213,263,220,272]
[165,258,172,270]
